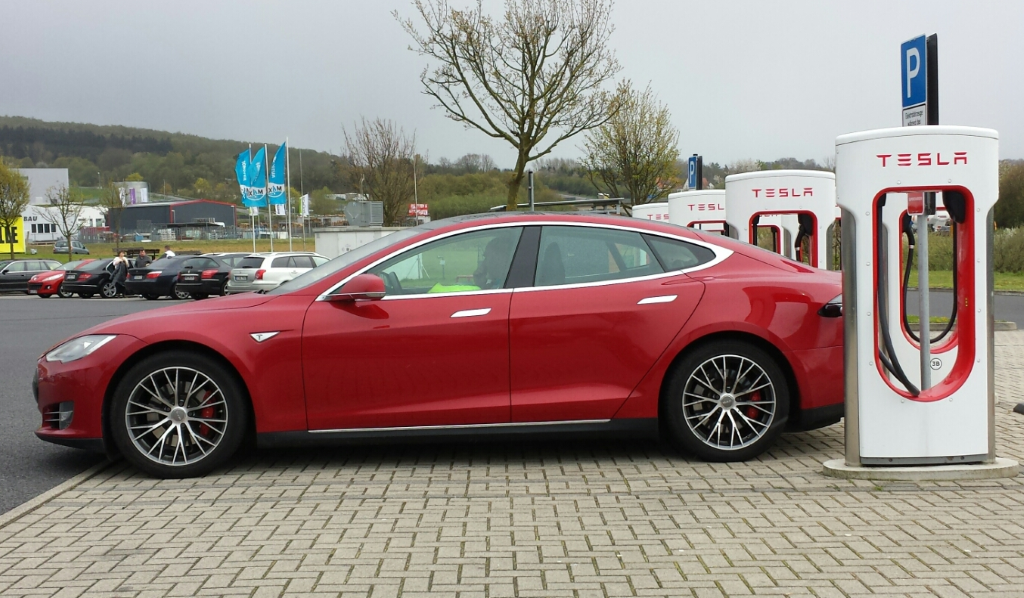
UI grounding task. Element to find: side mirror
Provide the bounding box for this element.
[328,273,385,302]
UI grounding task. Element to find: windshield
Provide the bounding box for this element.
[269,227,423,295]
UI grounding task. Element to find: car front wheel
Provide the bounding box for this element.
[663,341,789,462]
[110,351,248,478]
[57,285,73,299]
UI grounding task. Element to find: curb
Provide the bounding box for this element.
[0,460,119,530]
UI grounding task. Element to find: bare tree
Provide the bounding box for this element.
[581,82,679,213]
[397,0,621,210]
[344,118,417,226]
[0,159,31,259]
[726,159,762,175]
[98,182,125,252]
[40,185,85,259]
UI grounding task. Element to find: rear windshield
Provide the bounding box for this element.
[80,260,112,271]
[237,257,265,268]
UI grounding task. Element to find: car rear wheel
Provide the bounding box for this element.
[57,285,73,299]
[170,284,190,300]
[110,351,248,478]
[663,341,789,462]
[101,282,118,299]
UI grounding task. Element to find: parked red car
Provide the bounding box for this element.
[28,259,95,298]
[34,213,843,478]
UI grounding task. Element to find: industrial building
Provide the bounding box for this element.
[111,199,238,240]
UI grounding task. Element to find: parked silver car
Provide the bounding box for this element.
[225,252,328,294]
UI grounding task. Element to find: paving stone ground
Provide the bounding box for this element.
[2,334,1024,597]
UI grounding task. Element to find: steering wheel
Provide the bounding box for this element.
[382,271,402,294]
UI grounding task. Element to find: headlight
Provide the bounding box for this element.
[45,335,117,363]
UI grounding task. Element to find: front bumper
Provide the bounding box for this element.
[28,280,61,295]
[35,334,146,449]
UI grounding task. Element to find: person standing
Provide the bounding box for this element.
[111,251,129,297]
[162,245,175,259]
[135,249,152,268]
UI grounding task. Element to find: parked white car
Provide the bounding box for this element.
[225,252,329,294]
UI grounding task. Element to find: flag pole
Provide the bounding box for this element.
[265,144,273,252]
[249,144,256,253]
[286,137,292,251]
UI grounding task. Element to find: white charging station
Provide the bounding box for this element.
[725,170,837,268]
[835,126,1004,467]
[631,201,670,223]
[667,190,728,234]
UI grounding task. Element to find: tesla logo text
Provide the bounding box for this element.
[644,213,670,221]
[686,203,725,211]
[876,152,968,167]
[751,189,813,198]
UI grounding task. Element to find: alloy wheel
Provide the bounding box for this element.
[124,366,228,467]
[681,354,776,451]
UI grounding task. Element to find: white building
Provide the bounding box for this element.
[13,168,70,206]
[23,206,106,244]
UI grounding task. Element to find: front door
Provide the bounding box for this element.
[303,227,523,430]
[509,226,709,422]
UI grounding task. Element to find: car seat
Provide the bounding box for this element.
[537,242,565,286]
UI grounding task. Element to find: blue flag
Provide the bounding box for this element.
[235,149,254,205]
[245,146,268,207]
[268,142,287,205]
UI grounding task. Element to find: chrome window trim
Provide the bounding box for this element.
[310,419,611,434]
[317,220,732,301]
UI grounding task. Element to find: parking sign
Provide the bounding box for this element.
[901,34,937,127]
[687,156,697,189]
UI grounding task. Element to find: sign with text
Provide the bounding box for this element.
[687,156,697,189]
[901,34,937,127]
[408,203,429,217]
[0,217,26,254]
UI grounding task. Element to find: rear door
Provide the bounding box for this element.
[508,225,709,422]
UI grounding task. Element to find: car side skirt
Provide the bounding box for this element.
[784,403,844,432]
[257,418,659,448]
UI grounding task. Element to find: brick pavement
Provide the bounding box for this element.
[2,335,1024,597]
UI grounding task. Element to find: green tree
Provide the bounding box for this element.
[0,159,31,259]
[125,172,144,182]
[193,177,212,197]
[397,0,621,210]
[995,161,1024,229]
[581,82,679,211]
[310,187,337,216]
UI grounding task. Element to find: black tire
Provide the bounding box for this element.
[663,340,790,462]
[78,293,94,299]
[170,284,190,300]
[57,285,73,299]
[109,350,249,478]
[219,281,228,296]
[38,293,52,298]
[143,294,160,300]
[101,282,118,299]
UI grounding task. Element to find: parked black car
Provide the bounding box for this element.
[173,253,250,299]
[62,259,122,298]
[124,256,197,300]
[0,258,63,292]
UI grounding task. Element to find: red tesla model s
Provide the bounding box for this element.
[35,213,843,478]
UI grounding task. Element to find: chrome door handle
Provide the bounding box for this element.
[637,295,677,305]
[451,308,492,318]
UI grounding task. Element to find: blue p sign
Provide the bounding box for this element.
[687,156,697,189]
[901,35,927,109]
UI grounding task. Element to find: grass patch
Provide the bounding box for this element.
[907,270,1024,292]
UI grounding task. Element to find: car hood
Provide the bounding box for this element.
[76,292,276,337]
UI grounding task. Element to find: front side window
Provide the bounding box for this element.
[369,227,522,296]
[535,226,662,287]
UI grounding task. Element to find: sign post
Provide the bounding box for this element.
[901,33,939,389]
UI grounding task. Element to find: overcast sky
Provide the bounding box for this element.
[2,0,1022,167]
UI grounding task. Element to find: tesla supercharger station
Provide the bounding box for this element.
[725,170,836,268]
[835,125,1007,468]
[667,190,728,234]
[631,201,670,223]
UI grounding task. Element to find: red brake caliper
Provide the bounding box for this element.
[746,391,762,420]
[199,391,214,436]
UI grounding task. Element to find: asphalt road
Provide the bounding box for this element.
[0,294,174,515]
[905,288,1024,327]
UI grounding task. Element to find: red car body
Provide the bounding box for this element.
[28,259,95,297]
[35,213,843,471]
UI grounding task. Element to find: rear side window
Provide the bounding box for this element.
[238,257,265,268]
[535,226,662,287]
[644,235,717,271]
[290,256,315,268]
[271,257,290,268]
